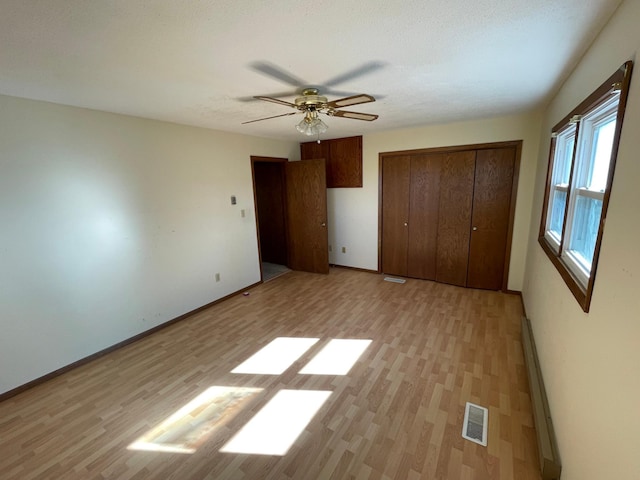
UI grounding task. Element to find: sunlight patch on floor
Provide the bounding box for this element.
[220,389,332,456]
[231,337,319,375]
[299,339,372,375]
[127,386,262,454]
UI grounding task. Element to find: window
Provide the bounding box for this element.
[539,61,633,312]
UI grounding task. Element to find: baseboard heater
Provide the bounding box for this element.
[521,317,562,479]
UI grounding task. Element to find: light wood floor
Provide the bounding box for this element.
[0,268,540,480]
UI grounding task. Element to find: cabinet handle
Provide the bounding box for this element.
[404,222,408,227]
[321,222,326,227]
[472,226,478,231]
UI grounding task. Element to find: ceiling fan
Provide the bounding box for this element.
[242,87,379,137]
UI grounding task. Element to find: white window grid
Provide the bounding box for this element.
[546,93,620,289]
[544,124,576,251]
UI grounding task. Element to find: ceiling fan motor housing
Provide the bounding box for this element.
[295,88,328,110]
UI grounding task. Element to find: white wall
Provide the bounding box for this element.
[523,1,640,478]
[0,95,297,395]
[328,112,542,291]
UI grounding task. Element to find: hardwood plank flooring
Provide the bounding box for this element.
[0,268,540,479]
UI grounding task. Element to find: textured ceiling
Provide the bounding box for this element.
[0,0,622,141]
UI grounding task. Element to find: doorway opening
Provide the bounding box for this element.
[251,157,290,282]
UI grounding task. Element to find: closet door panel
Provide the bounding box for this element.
[381,155,411,276]
[435,151,476,287]
[467,148,516,290]
[407,153,443,280]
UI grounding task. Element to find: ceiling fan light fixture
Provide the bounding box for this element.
[296,111,328,136]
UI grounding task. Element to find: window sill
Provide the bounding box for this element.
[538,236,591,312]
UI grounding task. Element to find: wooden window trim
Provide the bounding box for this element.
[538,61,633,312]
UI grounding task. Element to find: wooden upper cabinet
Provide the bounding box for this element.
[300,140,325,163]
[300,135,362,188]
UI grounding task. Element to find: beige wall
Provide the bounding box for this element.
[0,95,542,395]
[523,1,640,478]
[328,112,542,291]
[0,95,298,394]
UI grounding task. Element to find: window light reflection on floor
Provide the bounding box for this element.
[231,337,319,375]
[299,339,372,375]
[220,389,331,456]
[127,386,262,454]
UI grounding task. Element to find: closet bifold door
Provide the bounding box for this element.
[381,155,411,276]
[407,153,443,280]
[467,147,516,290]
[435,151,476,287]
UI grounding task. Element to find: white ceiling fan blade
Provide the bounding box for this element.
[242,112,299,124]
[326,94,375,109]
[254,96,297,108]
[331,110,378,121]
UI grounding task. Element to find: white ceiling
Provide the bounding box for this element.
[0,0,622,141]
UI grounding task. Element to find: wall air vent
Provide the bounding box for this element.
[462,402,488,446]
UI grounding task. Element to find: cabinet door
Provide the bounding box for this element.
[300,141,327,161]
[407,153,443,280]
[329,136,362,187]
[435,151,476,287]
[467,148,516,290]
[381,155,411,276]
[300,136,362,188]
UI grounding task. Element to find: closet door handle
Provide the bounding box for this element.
[472,226,478,231]
[404,222,408,227]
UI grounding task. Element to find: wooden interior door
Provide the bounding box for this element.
[407,153,443,280]
[467,148,516,290]
[285,159,329,274]
[381,155,411,276]
[435,151,476,287]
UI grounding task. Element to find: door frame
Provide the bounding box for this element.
[378,140,522,292]
[251,156,289,283]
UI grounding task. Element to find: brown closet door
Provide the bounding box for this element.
[285,159,329,274]
[467,148,516,290]
[381,155,411,276]
[407,153,443,280]
[436,151,476,287]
